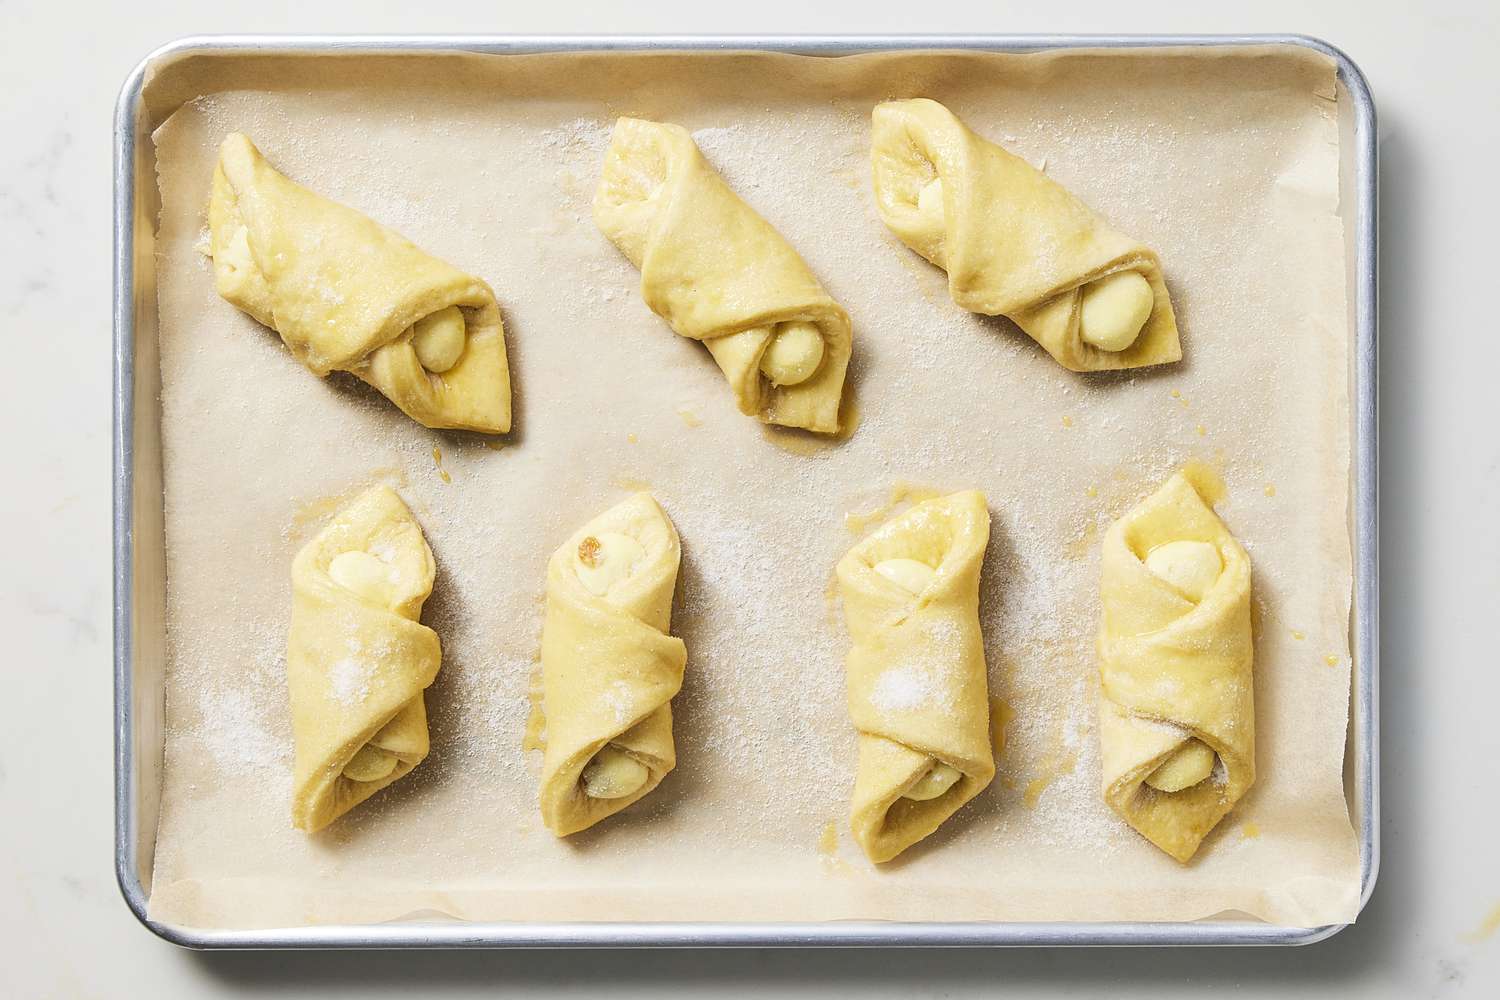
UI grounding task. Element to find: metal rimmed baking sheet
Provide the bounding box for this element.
[114,34,1378,948]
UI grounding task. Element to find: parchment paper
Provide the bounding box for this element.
[144,46,1360,930]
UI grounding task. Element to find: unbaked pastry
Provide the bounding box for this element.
[870,99,1181,371]
[208,133,511,432]
[1097,469,1255,862]
[287,486,441,833]
[536,493,688,836]
[836,491,996,863]
[593,118,853,434]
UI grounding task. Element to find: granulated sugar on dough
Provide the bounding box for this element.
[143,47,1360,930]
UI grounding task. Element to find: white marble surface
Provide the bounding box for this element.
[3,0,1496,995]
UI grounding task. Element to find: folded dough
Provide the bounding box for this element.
[836,491,996,863]
[1097,470,1255,862]
[287,486,442,833]
[208,133,512,432]
[593,118,853,434]
[536,493,688,836]
[870,99,1182,372]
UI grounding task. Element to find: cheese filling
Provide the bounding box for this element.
[1143,540,1222,603]
[411,305,467,374]
[574,532,648,598]
[342,744,398,783]
[904,761,962,801]
[874,557,937,594]
[1078,270,1154,352]
[758,320,826,387]
[917,176,944,218]
[581,745,650,800]
[328,549,396,606]
[222,224,255,273]
[1144,738,1217,793]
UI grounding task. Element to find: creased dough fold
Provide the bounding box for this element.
[593,118,852,433]
[837,491,995,862]
[1098,470,1255,862]
[287,486,441,833]
[537,493,688,836]
[208,132,511,432]
[870,98,1181,371]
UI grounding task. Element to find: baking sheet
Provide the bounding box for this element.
[143,46,1360,930]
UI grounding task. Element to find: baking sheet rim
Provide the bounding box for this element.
[112,32,1378,949]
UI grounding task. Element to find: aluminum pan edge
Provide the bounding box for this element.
[113,33,1377,949]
